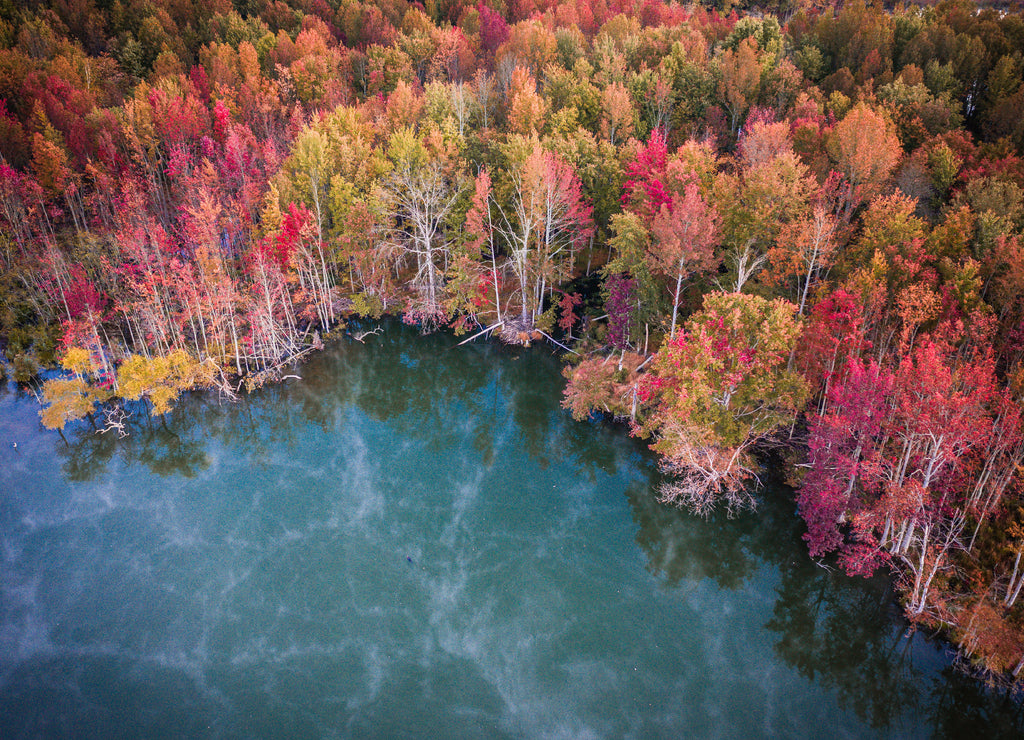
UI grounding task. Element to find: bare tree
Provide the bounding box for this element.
[379,160,462,327]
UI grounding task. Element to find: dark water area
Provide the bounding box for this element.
[1,323,1022,738]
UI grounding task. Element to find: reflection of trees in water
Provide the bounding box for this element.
[557,414,653,483]
[58,420,121,480]
[51,323,646,486]
[294,326,499,451]
[767,561,922,732]
[626,477,800,590]
[57,402,214,481]
[771,559,1023,736]
[278,323,646,481]
[54,386,296,481]
[927,667,1024,738]
[627,480,755,590]
[629,472,1024,735]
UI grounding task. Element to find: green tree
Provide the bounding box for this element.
[640,292,808,516]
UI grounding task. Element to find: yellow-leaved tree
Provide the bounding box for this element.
[38,347,112,433]
[116,350,216,416]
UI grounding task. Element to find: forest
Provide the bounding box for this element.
[2,0,1024,685]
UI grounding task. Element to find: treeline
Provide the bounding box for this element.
[3,0,1024,681]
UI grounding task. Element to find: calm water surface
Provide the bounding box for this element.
[1,325,1022,738]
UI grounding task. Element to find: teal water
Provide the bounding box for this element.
[1,325,1021,738]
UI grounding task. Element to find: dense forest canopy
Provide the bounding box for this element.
[3,0,1024,684]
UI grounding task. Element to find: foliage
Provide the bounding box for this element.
[640,292,807,516]
[39,376,106,431]
[5,0,1024,684]
[117,350,216,416]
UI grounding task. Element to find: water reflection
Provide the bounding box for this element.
[3,324,1023,737]
[625,469,801,591]
[766,558,922,732]
[56,405,214,481]
[758,498,1024,737]
[51,324,629,487]
[627,459,1024,735]
[928,668,1024,738]
[627,480,762,589]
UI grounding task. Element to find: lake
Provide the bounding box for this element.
[1,324,1021,738]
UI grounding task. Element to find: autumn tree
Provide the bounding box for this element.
[799,342,1002,616]
[798,356,893,564]
[767,204,839,316]
[494,138,593,336]
[829,103,902,219]
[117,349,216,417]
[377,128,464,327]
[604,213,660,351]
[621,129,671,225]
[273,201,338,330]
[460,168,503,325]
[505,67,548,136]
[794,289,870,407]
[38,345,112,434]
[599,81,634,146]
[715,138,815,293]
[717,37,763,137]
[649,182,719,338]
[562,349,649,423]
[640,292,807,516]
